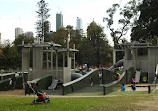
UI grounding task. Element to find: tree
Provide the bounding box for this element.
[131,0,158,45]
[77,21,112,67]
[13,34,34,53]
[13,34,34,46]
[0,44,21,70]
[36,0,50,43]
[104,0,140,48]
[52,26,68,47]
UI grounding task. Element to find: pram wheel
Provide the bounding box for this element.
[32,100,35,104]
[42,100,46,104]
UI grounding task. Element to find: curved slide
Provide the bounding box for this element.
[108,59,124,71]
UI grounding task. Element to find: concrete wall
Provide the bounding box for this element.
[124,46,158,83]
[22,48,30,71]
[147,48,158,82]
[63,57,71,83]
[33,47,42,71]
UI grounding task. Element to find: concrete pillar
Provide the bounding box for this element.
[73,44,75,70]
[56,52,58,74]
[46,52,49,68]
[41,51,43,69]
[113,49,116,65]
[63,57,72,83]
[33,47,42,70]
[51,50,53,72]
[22,48,30,71]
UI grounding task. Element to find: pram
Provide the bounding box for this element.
[26,81,50,104]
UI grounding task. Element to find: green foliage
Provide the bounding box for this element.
[104,0,140,48]
[0,95,152,111]
[131,0,158,44]
[36,0,50,42]
[0,34,34,70]
[52,26,68,47]
[13,34,34,47]
[1,44,21,69]
[78,21,112,66]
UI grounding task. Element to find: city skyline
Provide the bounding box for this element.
[15,27,23,39]
[56,12,63,31]
[76,17,83,30]
[0,0,128,45]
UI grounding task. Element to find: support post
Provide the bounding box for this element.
[73,44,76,70]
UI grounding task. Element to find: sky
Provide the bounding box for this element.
[0,0,129,45]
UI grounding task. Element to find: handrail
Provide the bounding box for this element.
[63,69,97,87]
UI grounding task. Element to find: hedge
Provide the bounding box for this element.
[62,69,99,95]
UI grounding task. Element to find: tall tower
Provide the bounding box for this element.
[15,27,23,39]
[56,12,63,31]
[76,17,83,30]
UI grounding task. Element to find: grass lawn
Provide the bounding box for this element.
[0,93,154,111]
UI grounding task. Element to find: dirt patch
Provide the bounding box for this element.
[134,96,158,111]
[0,89,25,96]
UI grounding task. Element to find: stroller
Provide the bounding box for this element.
[26,81,50,104]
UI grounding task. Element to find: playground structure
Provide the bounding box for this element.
[20,42,78,84]
[123,42,158,83]
[1,41,158,95]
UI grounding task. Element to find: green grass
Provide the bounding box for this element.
[116,70,124,75]
[0,93,155,111]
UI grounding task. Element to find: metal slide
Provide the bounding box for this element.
[48,79,58,90]
[108,59,124,71]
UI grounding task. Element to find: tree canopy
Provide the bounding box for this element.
[36,0,50,43]
[104,0,140,48]
[131,0,158,45]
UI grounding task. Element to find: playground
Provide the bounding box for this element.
[0,41,158,111]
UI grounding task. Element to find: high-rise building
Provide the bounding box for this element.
[76,17,83,30]
[15,27,23,39]
[56,12,63,31]
[24,31,34,38]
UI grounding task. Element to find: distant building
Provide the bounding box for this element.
[56,13,63,31]
[76,17,83,30]
[15,27,23,39]
[24,31,34,38]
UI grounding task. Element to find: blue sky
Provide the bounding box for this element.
[0,0,128,44]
